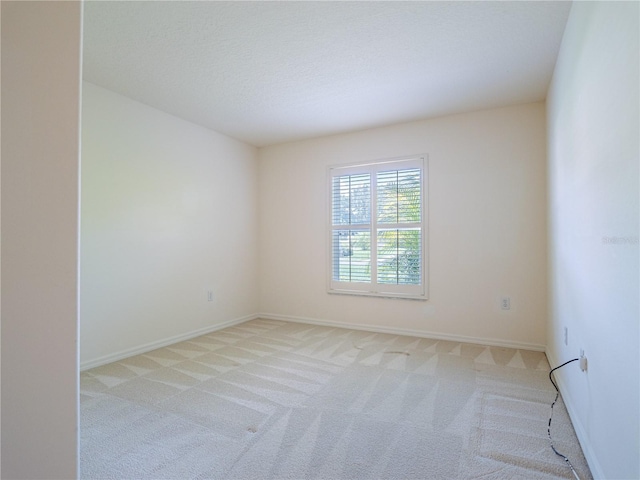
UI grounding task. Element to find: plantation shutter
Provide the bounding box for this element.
[328,156,427,299]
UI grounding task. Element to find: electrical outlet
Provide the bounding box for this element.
[579,349,587,372]
[501,296,511,310]
[207,290,214,302]
[564,327,568,346]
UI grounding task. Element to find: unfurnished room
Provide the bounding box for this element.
[1,1,638,479]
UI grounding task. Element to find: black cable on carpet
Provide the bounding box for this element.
[548,358,581,480]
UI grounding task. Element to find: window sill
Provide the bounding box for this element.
[327,289,428,301]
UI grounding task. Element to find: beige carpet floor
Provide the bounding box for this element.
[80,318,592,479]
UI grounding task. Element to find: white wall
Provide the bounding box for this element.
[258,103,548,349]
[546,2,639,479]
[80,82,258,368]
[1,2,82,478]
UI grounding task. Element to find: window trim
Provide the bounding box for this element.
[326,155,428,300]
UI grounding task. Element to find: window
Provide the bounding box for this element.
[328,156,427,299]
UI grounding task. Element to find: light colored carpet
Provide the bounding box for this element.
[80,318,592,479]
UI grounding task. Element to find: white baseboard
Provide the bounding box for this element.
[82,312,547,371]
[545,349,603,479]
[80,314,259,371]
[258,312,546,352]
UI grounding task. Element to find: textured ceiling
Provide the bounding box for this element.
[82,1,571,147]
